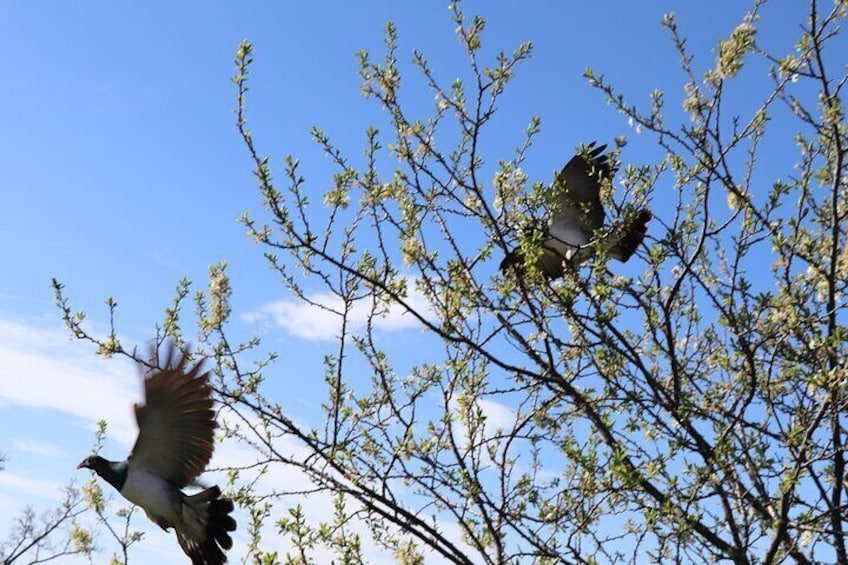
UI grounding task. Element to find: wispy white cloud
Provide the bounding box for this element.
[478,398,517,435]
[242,277,434,341]
[12,440,66,459]
[0,317,139,447]
[0,472,63,500]
[448,396,517,439]
[444,395,519,473]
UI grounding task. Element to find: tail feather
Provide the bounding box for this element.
[208,498,236,550]
[609,208,652,262]
[177,486,237,565]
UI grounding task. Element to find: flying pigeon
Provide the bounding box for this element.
[500,142,652,278]
[78,344,236,564]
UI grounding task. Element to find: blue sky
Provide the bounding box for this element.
[0,1,812,562]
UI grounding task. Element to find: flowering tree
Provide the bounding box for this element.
[52,0,847,563]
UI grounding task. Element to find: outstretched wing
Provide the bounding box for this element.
[129,344,216,488]
[547,142,611,248]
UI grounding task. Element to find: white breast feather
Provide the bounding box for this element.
[547,213,591,257]
[121,466,180,527]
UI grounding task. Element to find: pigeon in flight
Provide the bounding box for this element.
[78,344,236,564]
[500,142,652,279]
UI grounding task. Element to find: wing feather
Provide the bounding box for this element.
[129,344,216,487]
[549,142,611,239]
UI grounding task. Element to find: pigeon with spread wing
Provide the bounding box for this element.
[500,142,652,279]
[78,344,236,564]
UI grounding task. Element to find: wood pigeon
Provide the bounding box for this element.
[500,142,652,279]
[78,344,236,564]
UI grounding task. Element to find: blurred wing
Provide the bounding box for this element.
[549,142,611,241]
[129,344,216,487]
